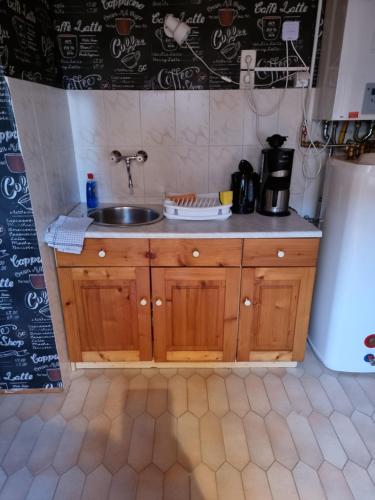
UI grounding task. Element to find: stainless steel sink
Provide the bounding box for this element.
[88,206,163,226]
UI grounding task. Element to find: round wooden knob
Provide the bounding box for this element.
[98,249,106,258]
[139,298,148,306]
[192,249,200,258]
[155,299,163,307]
[243,298,252,307]
[277,250,285,258]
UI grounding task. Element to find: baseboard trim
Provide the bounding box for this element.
[72,361,298,369]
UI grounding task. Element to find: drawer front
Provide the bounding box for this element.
[150,239,242,267]
[56,238,150,267]
[243,238,319,267]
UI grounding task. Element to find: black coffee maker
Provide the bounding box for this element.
[231,160,259,214]
[257,135,294,217]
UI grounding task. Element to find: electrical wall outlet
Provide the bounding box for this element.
[294,71,310,88]
[240,70,254,90]
[282,21,300,41]
[240,50,256,70]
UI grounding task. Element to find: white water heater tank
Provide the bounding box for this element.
[313,0,375,121]
[309,155,375,372]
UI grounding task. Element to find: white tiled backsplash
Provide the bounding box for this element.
[68,89,321,215]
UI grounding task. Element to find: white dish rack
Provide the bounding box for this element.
[163,193,232,221]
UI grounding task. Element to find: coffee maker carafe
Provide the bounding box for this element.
[257,134,294,217]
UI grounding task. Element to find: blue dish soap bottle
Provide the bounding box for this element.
[86,173,98,209]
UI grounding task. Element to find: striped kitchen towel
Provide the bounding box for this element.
[45,215,93,254]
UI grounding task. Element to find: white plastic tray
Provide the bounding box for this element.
[164,193,232,221]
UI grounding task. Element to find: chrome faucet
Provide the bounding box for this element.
[110,150,148,194]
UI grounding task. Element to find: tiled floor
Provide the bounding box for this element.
[0,347,375,499]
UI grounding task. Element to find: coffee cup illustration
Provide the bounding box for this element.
[5,154,25,173]
[155,27,178,52]
[29,274,46,290]
[219,8,238,27]
[257,16,281,41]
[57,34,78,59]
[116,18,135,36]
[221,41,241,60]
[47,368,61,382]
[121,51,141,69]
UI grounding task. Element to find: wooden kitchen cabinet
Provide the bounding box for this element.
[56,236,319,365]
[58,266,152,362]
[237,266,316,362]
[151,267,241,362]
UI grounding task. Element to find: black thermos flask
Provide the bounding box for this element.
[231,160,259,214]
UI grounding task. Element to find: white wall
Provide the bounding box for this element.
[68,88,323,217]
[8,78,80,387]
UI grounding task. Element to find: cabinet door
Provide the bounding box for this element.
[238,267,316,361]
[152,268,240,362]
[58,267,152,362]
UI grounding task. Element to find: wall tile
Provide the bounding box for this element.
[176,91,209,145]
[140,91,175,146]
[174,147,209,193]
[103,91,141,146]
[208,146,242,192]
[290,149,307,195]
[75,147,114,202]
[33,85,73,153]
[241,145,262,172]
[242,90,280,146]
[68,90,107,148]
[277,88,304,148]
[210,90,243,145]
[143,147,178,198]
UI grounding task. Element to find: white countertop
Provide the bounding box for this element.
[69,204,322,239]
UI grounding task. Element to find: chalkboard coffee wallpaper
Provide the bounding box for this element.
[0,0,321,90]
[0,71,62,391]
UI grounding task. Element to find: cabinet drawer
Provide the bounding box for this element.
[243,238,319,267]
[55,238,149,267]
[150,239,242,267]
